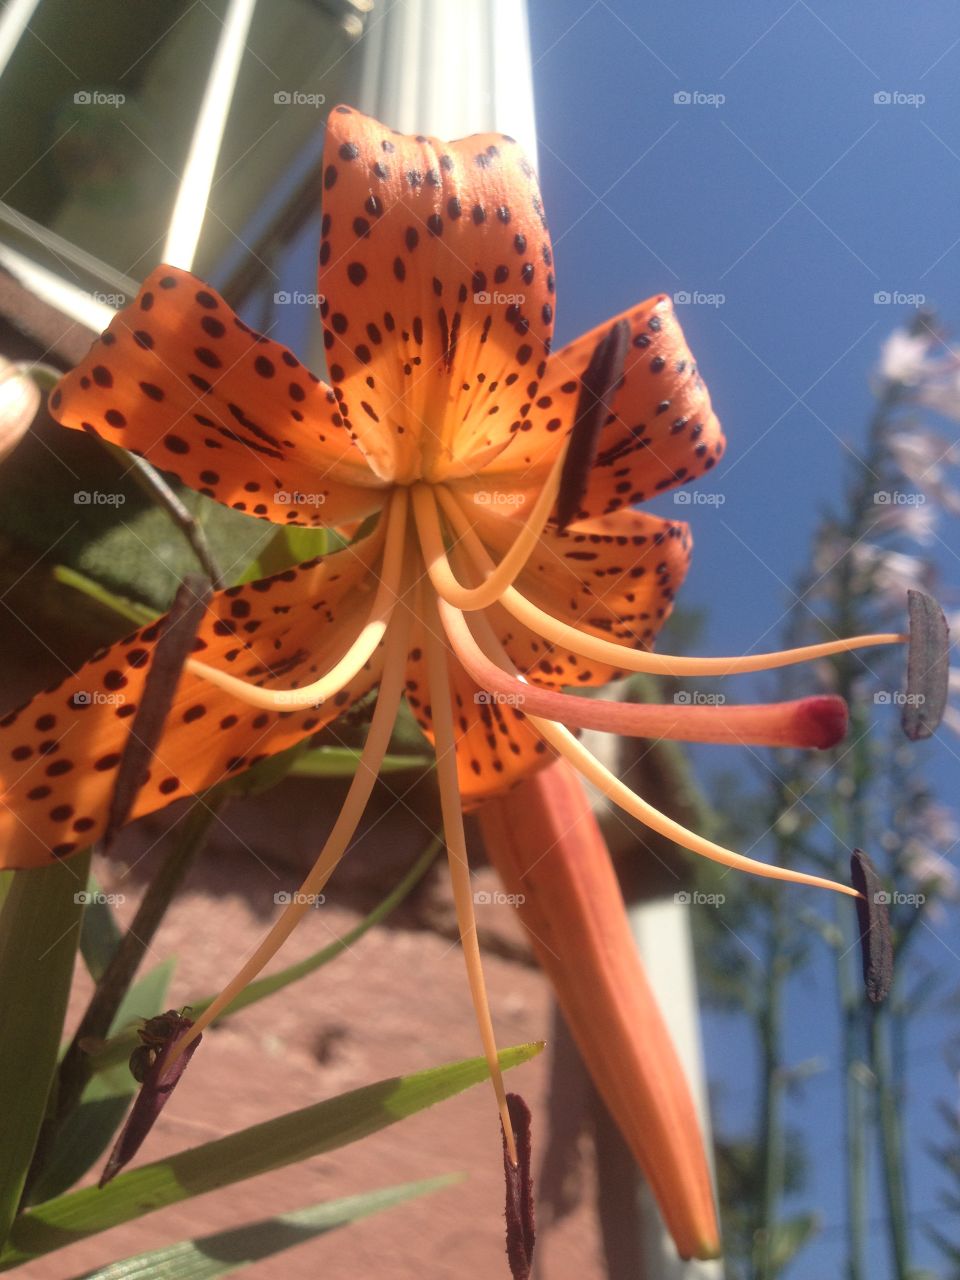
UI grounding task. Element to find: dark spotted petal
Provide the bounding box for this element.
[319,105,556,481]
[50,266,386,526]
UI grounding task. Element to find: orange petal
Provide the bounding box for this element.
[482,294,725,516]
[478,758,721,1261]
[50,266,386,527]
[318,105,555,482]
[462,505,693,687]
[405,581,555,807]
[0,534,385,868]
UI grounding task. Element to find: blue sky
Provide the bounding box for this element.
[525,2,960,1274]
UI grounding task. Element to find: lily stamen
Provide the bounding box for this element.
[166,583,414,1067]
[436,485,907,676]
[462,605,860,898]
[184,487,408,712]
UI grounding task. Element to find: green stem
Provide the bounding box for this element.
[755,901,786,1280]
[21,797,222,1201]
[871,1004,911,1277]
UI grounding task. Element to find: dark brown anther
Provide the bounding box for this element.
[850,849,894,1005]
[902,588,949,741]
[99,1010,200,1186]
[555,319,630,531]
[502,1092,535,1280]
[104,574,212,844]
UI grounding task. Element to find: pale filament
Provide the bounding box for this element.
[437,485,906,676]
[421,583,518,1165]
[185,485,409,712]
[167,585,415,1065]
[446,548,859,899]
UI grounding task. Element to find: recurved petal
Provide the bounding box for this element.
[50,267,387,527]
[319,105,555,483]
[480,294,725,516]
[457,502,693,686]
[0,533,385,869]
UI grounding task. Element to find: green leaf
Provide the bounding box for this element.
[68,1176,460,1279]
[754,1212,819,1273]
[0,851,90,1247]
[78,874,124,982]
[29,960,177,1205]
[289,747,434,778]
[2,1043,543,1268]
[234,524,330,583]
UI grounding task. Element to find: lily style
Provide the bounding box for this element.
[0,106,907,1251]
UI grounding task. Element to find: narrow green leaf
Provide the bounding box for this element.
[29,960,177,1205]
[1,1043,543,1268]
[0,851,90,1246]
[53,567,157,627]
[78,875,124,982]
[69,1176,460,1279]
[234,525,329,584]
[289,747,434,778]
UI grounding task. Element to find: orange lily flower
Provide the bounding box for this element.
[0,106,905,1187]
[479,757,718,1259]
